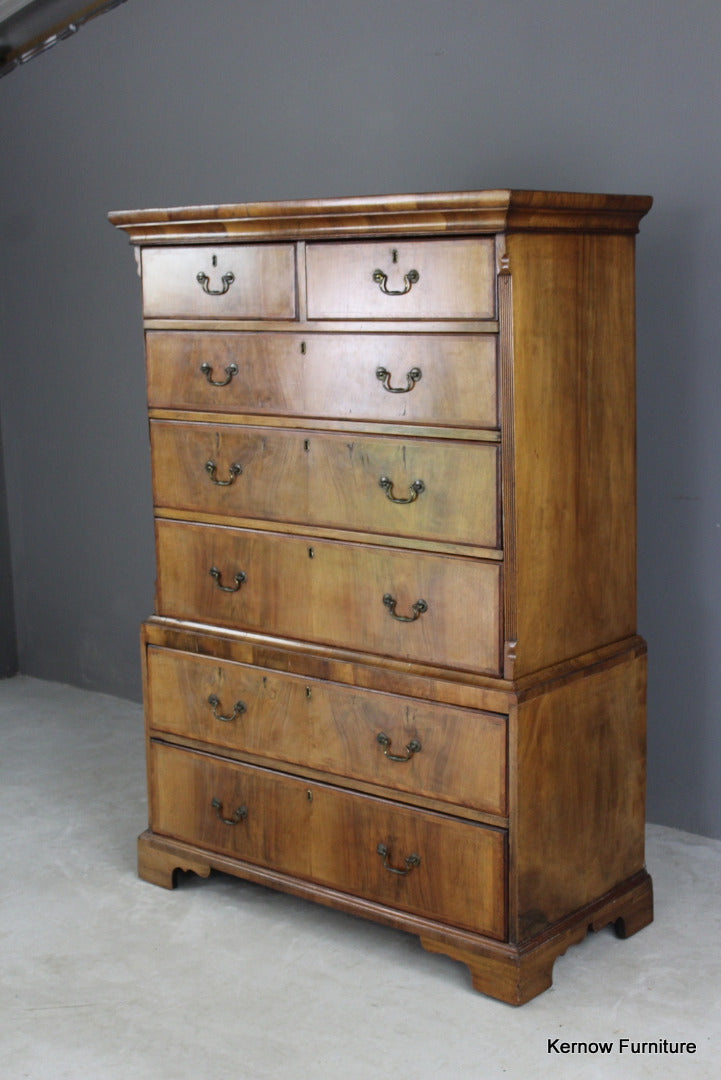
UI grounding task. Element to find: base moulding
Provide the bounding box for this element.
[137,829,653,1005]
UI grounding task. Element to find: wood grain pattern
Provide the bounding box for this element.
[145,330,499,429]
[140,618,516,716]
[420,869,652,1004]
[510,649,647,942]
[306,239,496,320]
[146,646,507,816]
[109,189,652,244]
[153,507,502,561]
[149,741,507,938]
[141,245,296,319]
[148,414,500,445]
[506,231,638,677]
[154,520,503,674]
[150,420,500,548]
[144,319,500,334]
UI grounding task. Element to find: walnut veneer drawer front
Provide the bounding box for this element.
[141,245,296,319]
[145,331,498,429]
[150,421,501,549]
[155,520,502,674]
[150,742,507,938]
[305,240,496,320]
[146,647,508,816]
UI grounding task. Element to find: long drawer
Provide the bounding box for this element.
[149,741,507,938]
[150,421,500,549]
[145,331,498,429]
[305,239,496,320]
[154,520,503,674]
[146,647,508,816]
[141,245,297,319]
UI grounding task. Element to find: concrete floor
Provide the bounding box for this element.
[1,675,719,1079]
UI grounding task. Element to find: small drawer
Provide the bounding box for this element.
[150,421,501,549]
[154,520,503,675]
[150,741,507,938]
[141,245,296,319]
[145,331,498,430]
[306,239,496,320]
[146,647,508,816]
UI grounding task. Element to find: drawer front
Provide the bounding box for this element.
[141,245,296,319]
[145,331,498,430]
[155,520,502,674]
[150,421,501,549]
[306,240,496,320]
[150,741,507,938]
[146,647,508,816]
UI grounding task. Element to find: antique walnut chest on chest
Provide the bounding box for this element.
[110,189,653,1004]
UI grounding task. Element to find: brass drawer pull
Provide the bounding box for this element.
[200,362,238,387]
[205,459,243,486]
[383,594,428,622]
[207,694,247,723]
[377,732,422,762]
[375,366,422,394]
[372,267,420,296]
[196,269,235,296]
[379,476,425,504]
[376,842,421,876]
[209,566,247,592]
[211,797,247,826]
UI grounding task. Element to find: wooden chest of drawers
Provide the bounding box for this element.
[111,189,653,1004]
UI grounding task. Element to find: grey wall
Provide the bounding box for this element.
[0,0,719,838]
[0,414,18,676]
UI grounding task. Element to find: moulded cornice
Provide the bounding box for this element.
[109,189,652,245]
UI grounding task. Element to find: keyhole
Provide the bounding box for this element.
[307,790,313,803]
[304,439,310,452]
[305,686,312,699]
[391,248,399,263]
[308,547,314,559]
[212,254,217,267]
[300,341,306,355]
